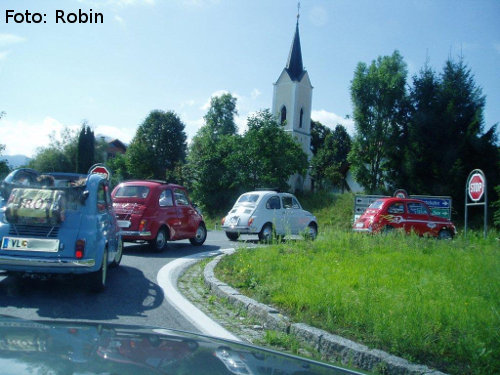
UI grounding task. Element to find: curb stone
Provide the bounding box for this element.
[203,253,447,375]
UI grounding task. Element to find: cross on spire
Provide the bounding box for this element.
[297,1,300,24]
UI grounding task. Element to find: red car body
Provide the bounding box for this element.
[111,180,206,251]
[352,197,456,239]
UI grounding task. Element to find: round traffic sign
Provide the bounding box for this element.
[468,173,485,202]
[89,165,110,180]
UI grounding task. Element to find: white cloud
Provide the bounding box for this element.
[0,34,26,47]
[95,125,134,144]
[311,109,355,135]
[308,6,328,27]
[114,15,125,23]
[182,0,220,7]
[0,51,10,60]
[200,90,242,111]
[250,88,261,99]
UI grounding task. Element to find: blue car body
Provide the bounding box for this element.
[0,169,122,290]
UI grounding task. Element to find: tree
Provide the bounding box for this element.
[28,127,78,172]
[348,50,408,193]
[77,121,95,174]
[187,93,240,216]
[405,58,499,218]
[127,110,187,180]
[204,93,238,137]
[310,120,332,155]
[311,124,351,190]
[0,113,9,177]
[239,110,308,191]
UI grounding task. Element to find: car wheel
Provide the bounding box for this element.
[189,223,207,246]
[110,238,123,268]
[152,228,168,252]
[304,223,317,240]
[89,249,107,293]
[438,229,453,240]
[258,223,273,243]
[225,231,239,241]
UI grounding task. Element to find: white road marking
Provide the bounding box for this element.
[157,248,241,342]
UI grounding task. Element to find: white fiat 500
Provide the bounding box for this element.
[221,190,318,242]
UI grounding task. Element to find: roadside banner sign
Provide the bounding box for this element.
[411,196,452,219]
[354,192,453,222]
[465,169,487,238]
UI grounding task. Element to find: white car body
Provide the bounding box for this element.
[221,190,318,241]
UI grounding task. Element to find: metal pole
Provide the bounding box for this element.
[464,178,468,237]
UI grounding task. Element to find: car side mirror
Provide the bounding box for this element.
[80,190,89,205]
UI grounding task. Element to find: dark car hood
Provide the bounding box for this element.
[0,315,361,375]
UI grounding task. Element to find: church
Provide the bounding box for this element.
[271,17,313,192]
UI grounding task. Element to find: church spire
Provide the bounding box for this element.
[285,8,305,82]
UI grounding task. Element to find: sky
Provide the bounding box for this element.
[0,0,499,158]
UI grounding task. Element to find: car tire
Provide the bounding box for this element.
[151,227,168,252]
[89,249,107,293]
[438,229,453,240]
[189,223,207,246]
[110,238,123,268]
[225,231,239,241]
[258,223,273,243]
[304,223,318,240]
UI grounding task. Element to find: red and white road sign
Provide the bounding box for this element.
[89,165,110,180]
[468,172,485,202]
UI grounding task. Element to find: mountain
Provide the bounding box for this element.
[2,155,30,168]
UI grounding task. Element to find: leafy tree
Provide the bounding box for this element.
[405,59,499,218]
[348,50,408,193]
[311,124,351,190]
[77,121,95,174]
[204,93,238,137]
[0,113,9,177]
[239,110,308,191]
[106,153,129,188]
[127,110,187,180]
[187,93,240,216]
[28,127,78,172]
[310,120,332,155]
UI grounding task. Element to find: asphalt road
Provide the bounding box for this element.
[0,230,256,333]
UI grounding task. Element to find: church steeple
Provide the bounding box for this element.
[285,22,304,81]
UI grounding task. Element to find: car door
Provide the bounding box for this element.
[173,188,197,239]
[158,188,178,237]
[264,195,285,234]
[96,181,117,259]
[405,201,431,235]
[281,195,300,235]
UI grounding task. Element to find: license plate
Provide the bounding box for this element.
[1,237,59,252]
[117,220,131,228]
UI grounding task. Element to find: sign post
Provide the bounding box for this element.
[464,169,487,238]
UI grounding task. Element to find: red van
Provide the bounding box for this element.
[353,197,456,239]
[111,180,206,251]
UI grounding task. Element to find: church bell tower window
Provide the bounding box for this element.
[280,106,287,125]
[299,108,303,128]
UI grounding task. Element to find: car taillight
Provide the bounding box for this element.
[138,220,147,232]
[248,217,254,226]
[75,239,85,259]
[221,217,226,225]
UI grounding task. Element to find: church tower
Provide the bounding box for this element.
[272,16,313,192]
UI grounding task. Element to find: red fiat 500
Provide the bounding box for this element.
[352,197,456,239]
[111,180,206,251]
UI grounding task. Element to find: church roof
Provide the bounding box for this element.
[285,22,305,81]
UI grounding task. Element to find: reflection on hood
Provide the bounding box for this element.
[0,316,360,375]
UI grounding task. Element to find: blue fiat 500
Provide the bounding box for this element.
[0,167,122,292]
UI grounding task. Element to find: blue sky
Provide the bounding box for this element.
[1,0,499,157]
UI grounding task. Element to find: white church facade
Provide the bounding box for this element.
[271,21,313,192]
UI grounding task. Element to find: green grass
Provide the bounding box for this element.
[215,230,500,375]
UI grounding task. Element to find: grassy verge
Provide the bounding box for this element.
[215,230,500,375]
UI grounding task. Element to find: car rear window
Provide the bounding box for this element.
[115,185,150,199]
[237,194,260,204]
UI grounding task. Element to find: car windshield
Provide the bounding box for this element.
[115,185,150,199]
[368,200,384,209]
